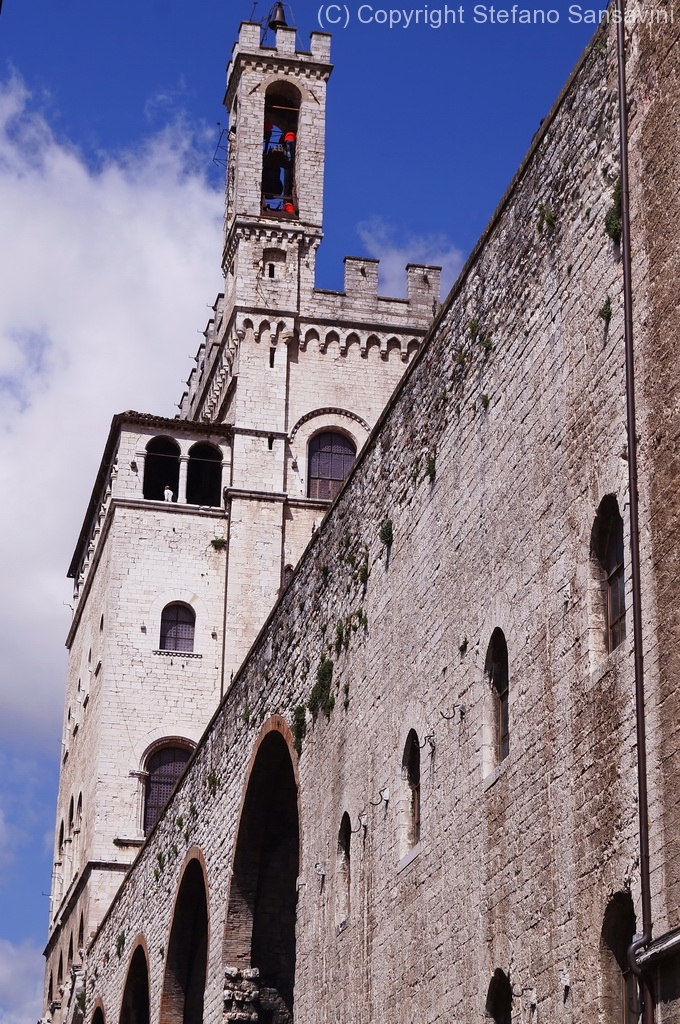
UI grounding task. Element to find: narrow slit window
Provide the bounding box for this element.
[403,730,421,848]
[591,496,626,654]
[485,629,509,763]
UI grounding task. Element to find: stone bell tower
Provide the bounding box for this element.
[44,17,441,1021]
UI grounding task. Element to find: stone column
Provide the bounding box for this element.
[178,456,189,504]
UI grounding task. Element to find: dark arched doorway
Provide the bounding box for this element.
[119,945,150,1024]
[225,730,299,1024]
[160,859,209,1024]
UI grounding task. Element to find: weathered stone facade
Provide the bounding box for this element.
[44,17,439,1023]
[45,9,680,1024]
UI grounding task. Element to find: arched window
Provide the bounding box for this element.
[57,952,63,987]
[281,564,294,591]
[159,603,195,653]
[67,934,73,969]
[308,432,356,501]
[601,892,637,1023]
[77,912,84,951]
[485,628,509,762]
[58,821,64,857]
[402,730,421,849]
[47,972,53,1006]
[143,436,180,502]
[486,968,512,1024]
[262,82,301,213]
[186,442,222,507]
[76,793,82,830]
[144,745,192,835]
[68,797,74,834]
[336,812,351,930]
[591,495,626,653]
[92,1009,105,1024]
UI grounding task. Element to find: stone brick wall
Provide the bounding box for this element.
[76,14,680,1024]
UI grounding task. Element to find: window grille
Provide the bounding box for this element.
[159,604,195,653]
[308,432,356,500]
[144,746,191,835]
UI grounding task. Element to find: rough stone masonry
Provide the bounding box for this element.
[46,10,680,1024]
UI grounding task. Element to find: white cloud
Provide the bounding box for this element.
[0,77,223,744]
[0,938,44,1024]
[356,216,464,300]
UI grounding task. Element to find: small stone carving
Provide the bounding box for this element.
[223,966,260,1022]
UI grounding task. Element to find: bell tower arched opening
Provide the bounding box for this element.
[224,730,299,1024]
[262,82,301,215]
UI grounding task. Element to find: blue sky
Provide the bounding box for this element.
[0,0,595,1018]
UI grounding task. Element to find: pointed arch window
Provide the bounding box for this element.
[336,813,351,930]
[486,968,512,1024]
[402,730,421,849]
[308,431,356,501]
[485,628,509,762]
[601,892,637,1023]
[144,745,192,835]
[591,496,626,653]
[159,603,195,653]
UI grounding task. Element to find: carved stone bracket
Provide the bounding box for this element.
[223,966,260,1022]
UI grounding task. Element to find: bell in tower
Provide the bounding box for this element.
[268,2,288,30]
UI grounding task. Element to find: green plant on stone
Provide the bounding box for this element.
[468,318,480,341]
[211,537,228,551]
[335,621,344,656]
[115,932,126,959]
[604,176,622,246]
[308,658,334,720]
[481,393,490,411]
[599,297,612,323]
[206,770,220,796]
[538,203,557,230]
[379,519,393,547]
[292,705,307,755]
[426,453,436,482]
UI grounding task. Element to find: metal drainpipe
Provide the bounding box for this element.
[219,450,234,703]
[615,3,654,1018]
